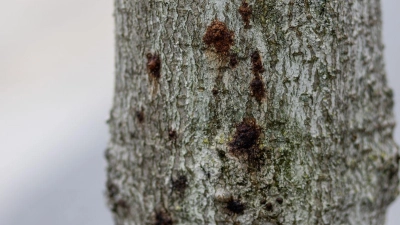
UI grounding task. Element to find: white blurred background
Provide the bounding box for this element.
[0,1,399,224]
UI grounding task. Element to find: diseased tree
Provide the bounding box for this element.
[105,0,399,224]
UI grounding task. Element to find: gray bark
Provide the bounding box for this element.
[106,0,399,224]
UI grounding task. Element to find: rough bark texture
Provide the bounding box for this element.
[106,0,399,224]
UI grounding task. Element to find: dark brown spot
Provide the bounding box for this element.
[230,118,261,150]
[229,53,238,68]
[250,75,266,102]
[203,20,234,55]
[155,209,173,225]
[106,180,119,199]
[265,202,273,211]
[276,197,283,204]
[217,150,226,159]
[251,51,265,74]
[212,88,219,96]
[172,174,188,195]
[260,199,266,205]
[226,199,245,215]
[136,109,145,123]
[229,118,264,169]
[238,1,252,28]
[146,53,161,79]
[168,129,177,140]
[112,199,129,215]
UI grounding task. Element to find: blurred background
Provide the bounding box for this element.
[0,1,399,224]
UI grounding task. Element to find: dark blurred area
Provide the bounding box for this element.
[0,1,399,224]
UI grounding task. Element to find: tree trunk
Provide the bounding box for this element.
[106,0,399,224]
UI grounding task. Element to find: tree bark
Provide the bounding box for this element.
[106,0,399,224]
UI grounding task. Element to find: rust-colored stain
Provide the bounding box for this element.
[229,53,238,68]
[238,1,252,28]
[146,53,161,79]
[229,118,264,169]
[250,51,266,102]
[203,20,234,55]
[250,75,266,102]
[251,51,265,74]
[230,118,261,151]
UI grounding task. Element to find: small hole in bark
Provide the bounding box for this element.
[276,197,283,204]
[146,53,161,79]
[136,109,145,123]
[265,202,273,211]
[217,150,226,159]
[203,20,234,55]
[238,1,252,28]
[168,129,177,140]
[226,198,245,215]
[250,75,266,102]
[155,208,173,225]
[251,51,265,74]
[212,88,219,96]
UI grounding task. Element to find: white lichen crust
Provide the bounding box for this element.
[106,0,399,224]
